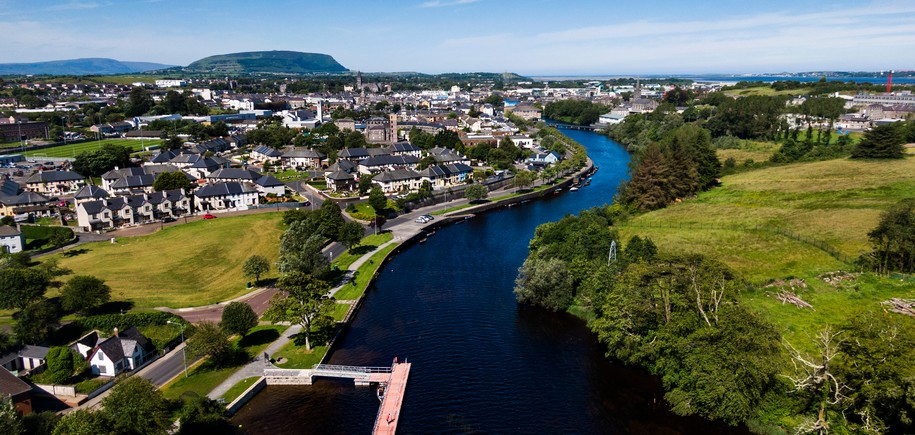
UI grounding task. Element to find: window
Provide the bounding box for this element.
[99,365,107,374]
[98,352,104,361]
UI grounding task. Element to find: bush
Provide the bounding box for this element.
[75,312,186,334]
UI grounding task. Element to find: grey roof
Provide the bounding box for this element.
[282,148,325,159]
[253,145,283,157]
[102,167,146,181]
[189,158,222,171]
[26,170,84,184]
[111,174,156,190]
[0,366,31,396]
[338,147,370,159]
[326,160,356,173]
[151,150,182,164]
[359,155,419,168]
[119,327,151,357]
[74,185,109,200]
[419,163,473,178]
[95,335,125,363]
[373,169,421,182]
[74,331,101,349]
[326,170,355,181]
[18,345,49,359]
[209,168,262,181]
[0,179,19,196]
[255,175,284,187]
[0,226,20,237]
[4,191,51,206]
[194,181,257,198]
[78,199,108,215]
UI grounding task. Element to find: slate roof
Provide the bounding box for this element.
[282,148,325,159]
[359,155,419,168]
[3,191,51,206]
[74,185,109,200]
[118,327,151,357]
[0,226,21,237]
[150,149,182,164]
[95,335,125,362]
[373,169,421,182]
[111,174,156,190]
[18,345,49,359]
[326,160,356,173]
[26,170,84,183]
[388,142,421,153]
[194,181,257,198]
[208,168,262,181]
[338,148,370,159]
[253,145,283,157]
[419,163,473,178]
[326,170,355,181]
[255,175,284,187]
[0,179,20,196]
[0,366,30,397]
[101,167,146,181]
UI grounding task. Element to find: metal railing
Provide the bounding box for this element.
[312,364,391,374]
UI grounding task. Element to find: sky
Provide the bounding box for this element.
[0,0,913,75]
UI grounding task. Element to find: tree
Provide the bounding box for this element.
[242,255,270,284]
[52,409,111,435]
[61,275,111,313]
[357,176,374,195]
[71,144,132,177]
[264,272,334,351]
[0,396,23,435]
[512,170,536,191]
[0,267,50,310]
[153,171,192,192]
[22,411,61,435]
[514,257,574,311]
[864,198,915,274]
[102,377,171,435]
[851,123,905,159]
[338,221,365,252]
[177,396,235,434]
[42,347,86,384]
[221,301,259,337]
[278,220,329,276]
[125,87,154,117]
[464,184,488,202]
[187,321,232,362]
[368,186,387,213]
[15,300,59,344]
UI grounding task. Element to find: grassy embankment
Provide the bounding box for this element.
[723,86,812,97]
[48,213,284,308]
[616,156,915,347]
[22,138,163,158]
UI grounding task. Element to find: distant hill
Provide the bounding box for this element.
[0,58,176,76]
[184,51,348,74]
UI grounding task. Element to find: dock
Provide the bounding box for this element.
[372,361,412,435]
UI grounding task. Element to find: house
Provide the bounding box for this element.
[255,175,285,196]
[507,135,535,149]
[372,169,424,194]
[250,145,283,164]
[182,156,231,179]
[0,345,49,375]
[357,155,420,174]
[427,147,471,165]
[25,170,85,195]
[0,367,32,415]
[527,151,562,168]
[334,118,356,132]
[387,141,422,158]
[507,103,542,121]
[0,192,55,218]
[207,168,262,184]
[419,163,473,188]
[0,225,24,253]
[337,147,390,163]
[73,185,109,205]
[599,111,627,125]
[76,194,161,230]
[87,327,153,377]
[194,181,259,212]
[281,148,326,170]
[325,170,357,192]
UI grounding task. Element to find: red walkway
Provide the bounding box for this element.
[373,362,411,435]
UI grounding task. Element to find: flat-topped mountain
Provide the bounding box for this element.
[184,51,348,74]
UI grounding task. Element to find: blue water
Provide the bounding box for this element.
[232,129,748,434]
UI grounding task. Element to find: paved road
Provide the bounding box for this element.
[161,287,279,324]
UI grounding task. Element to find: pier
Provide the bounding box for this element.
[262,360,412,434]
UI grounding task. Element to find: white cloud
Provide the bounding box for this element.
[420,0,479,8]
[45,1,104,11]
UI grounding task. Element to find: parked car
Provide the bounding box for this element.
[202,213,217,219]
[162,217,176,223]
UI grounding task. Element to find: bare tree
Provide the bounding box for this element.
[783,326,849,435]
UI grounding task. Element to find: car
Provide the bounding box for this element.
[162,217,176,223]
[414,217,427,223]
[422,214,434,221]
[202,213,217,219]
[303,200,311,207]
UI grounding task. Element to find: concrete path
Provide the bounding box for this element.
[207,324,302,400]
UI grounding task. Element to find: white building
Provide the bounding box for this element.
[0,226,24,253]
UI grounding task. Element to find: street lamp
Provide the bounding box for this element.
[166,320,188,378]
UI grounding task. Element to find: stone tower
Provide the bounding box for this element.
[388,113,398,143]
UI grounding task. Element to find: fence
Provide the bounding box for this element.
[33,383,76,397]
[620,221,857,265]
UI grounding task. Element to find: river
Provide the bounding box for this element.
[232,128,749,434]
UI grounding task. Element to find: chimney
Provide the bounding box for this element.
[113,327,119,337]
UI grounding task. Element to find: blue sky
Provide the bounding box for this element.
[1,0,913,74]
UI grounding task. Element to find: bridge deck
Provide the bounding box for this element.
[372,362,411,435]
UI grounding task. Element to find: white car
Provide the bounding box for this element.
[414,216,431,223]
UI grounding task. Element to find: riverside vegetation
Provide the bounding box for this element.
[518,95,915,433]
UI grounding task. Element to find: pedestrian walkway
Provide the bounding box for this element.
[207,324,302,400]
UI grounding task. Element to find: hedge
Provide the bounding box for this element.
[74,311,186,333]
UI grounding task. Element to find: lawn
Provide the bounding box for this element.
[272,342,328,369]
[333,242,399,301]
[724,86,812,97]
[48,213,284,308]
[616,155,915,348]
[23,138,163,158]
[331,232,393,270]
[220,376,261,403]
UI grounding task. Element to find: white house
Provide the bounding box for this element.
[0,226,24,253]
[86,327,152,376]
[194,181,259,212]
[372,169,424,194]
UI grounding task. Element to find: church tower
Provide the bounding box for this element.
[634,78,642,100]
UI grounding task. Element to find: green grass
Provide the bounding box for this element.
[433,202,477,216]
[616,156,915,350]
[724,86,812,97]
[220,376,261,403]
[272,342,328,369]
[48,213,285,308]
[272,169,313,182]
[348,202,377,220]
[234,325,288,358]
[331,232,393,270]
[23,138,163,158]
[331,303,350,321]
[333,242,399,301]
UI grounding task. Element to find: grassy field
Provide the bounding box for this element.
[23,138,163,158]
[48,213,284,308]
[333,242,399,301]
[617,156,915,346]
[724,86,812,97]
[332,232,393,270]
[220,376,261,403]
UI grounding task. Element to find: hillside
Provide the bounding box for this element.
[184,50,347,74]
[0,58,175,75]
[616,156,915,346]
